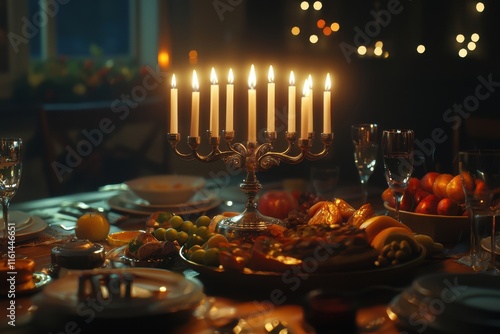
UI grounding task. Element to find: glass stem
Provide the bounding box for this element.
[490,215,497,272]
[393,191,403,222]
[360,181,368,204]
[2,197,9,260]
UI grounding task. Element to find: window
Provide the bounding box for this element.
[28,0,133,59]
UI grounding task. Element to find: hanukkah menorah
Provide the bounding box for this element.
[167,65,334,240]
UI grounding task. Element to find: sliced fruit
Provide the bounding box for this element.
[359,215,413,243]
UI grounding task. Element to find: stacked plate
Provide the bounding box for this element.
[108,190,221,216]
[31,268,204,329]
[2,210,48,242]
[388,272,500,333]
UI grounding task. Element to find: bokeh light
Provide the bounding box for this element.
[309,35,319,44]
[456,34,465,43]
[417,44,426,54]
[313,1,322,10]
[300,1,309,10]
[330,22,340,32]
[476,2,485,12]
[291,26,300,36]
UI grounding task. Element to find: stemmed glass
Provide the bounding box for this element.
[0,138,23,254]
[351,124,378,204]
[458,149,500,273]
[382,129,414,222]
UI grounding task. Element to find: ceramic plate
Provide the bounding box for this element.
[387,272,500,333]
[35,267,204,318]
[15,216,48,242]
[0,210,32,231]
[108,192,222,216]
[480,236,500,256]
[120,189,218,210]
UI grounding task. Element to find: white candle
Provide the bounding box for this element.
[248,64,257,142]
[170,74,178,133]
[323,73,332,133]
[226,68,234,132]
[301,79,310,139]
[190,70,200,137]
[267,65,275,132]
[288,71,296,133]
[210,68,219,136]
[308,74,313,133]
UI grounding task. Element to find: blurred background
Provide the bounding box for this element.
[1,0,499,202]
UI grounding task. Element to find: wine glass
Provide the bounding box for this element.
[382,129,414,222]
[458,149,500,273]
[0,138,23,253]
[351,124,378,204]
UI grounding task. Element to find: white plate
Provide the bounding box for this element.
[0,210,32,231]
[481,236,500,256]
[16,216,48,242]
[121,189,217,210]
[35,267,204,318]
[108,192,222,216]
[387,272,500,333]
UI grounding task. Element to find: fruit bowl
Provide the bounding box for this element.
[384,202,469,244]
[124,174,206,205]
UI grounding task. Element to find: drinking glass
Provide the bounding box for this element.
[382,129,414,222]
[458,149,500,273]
[351,124,378,204]
[0,138,23,252]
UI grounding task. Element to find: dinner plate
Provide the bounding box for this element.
[480,236,500,256]
[15,216,48,242]
[108,192,222,216]
[34,267,204,319]
[387,272,500,333]
[120,189,218,209]
[0,210,32,231]
[179,245,426,297]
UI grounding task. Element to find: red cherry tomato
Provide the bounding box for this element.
[257,190,298,219]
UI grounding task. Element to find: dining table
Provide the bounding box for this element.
[1,181,476,334]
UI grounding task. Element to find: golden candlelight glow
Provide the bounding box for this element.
[192,70,199,91]
[476,2,485,12]
[210,67,218,84]
[456,34,465,43]
[471,33,480,42]
[417,45,426,54]
[248,64,256,89]
[228,68,234,84]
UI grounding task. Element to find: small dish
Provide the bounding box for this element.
[107,230,144,247]
[125,174,206,205]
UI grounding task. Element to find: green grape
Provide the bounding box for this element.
[164,228,178,241]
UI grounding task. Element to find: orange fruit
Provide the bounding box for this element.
[359,215,413,243]
[432,173,453,198]
[445,175,465,204]
[75,213,110,242]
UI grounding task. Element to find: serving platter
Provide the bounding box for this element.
[179,245,426,297]
[15,216,48,242]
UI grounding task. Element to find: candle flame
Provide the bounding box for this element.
[228,68,234,84]
[248,64,256,89]
[308,74,313,89]
[268,65,274,83]
[302,79,310,96]
[325,73,331,91]
[171,74,176,88]
[192,70,199,91]
[289,71,295,86]
[210,67,218,85]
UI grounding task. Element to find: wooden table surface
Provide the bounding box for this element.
[2,187,475,333]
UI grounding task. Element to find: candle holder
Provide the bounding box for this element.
[168,130,333,241]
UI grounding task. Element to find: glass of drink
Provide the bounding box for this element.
[382,129,414,222]
[351,124,378,204]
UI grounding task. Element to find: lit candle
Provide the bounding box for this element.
[308,75,313,133]
[288,71,296,133]
[248,64,257,142]
[323,73,332,133]
[226,68,234,132]
[301,79,310,140]
[210,67,219,136]
[190,70,200,137]
[267,65,275,132]
[170,74,178,133]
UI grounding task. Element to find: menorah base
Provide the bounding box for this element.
[215,209,286,242]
